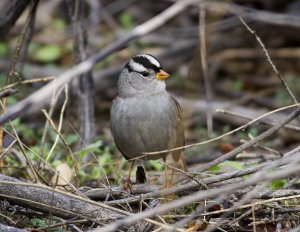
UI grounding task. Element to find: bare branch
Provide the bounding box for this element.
[240,17,298,104]
[95,153,300,232]
[199,1,213,133]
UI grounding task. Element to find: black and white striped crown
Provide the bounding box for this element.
[125,54,162,74]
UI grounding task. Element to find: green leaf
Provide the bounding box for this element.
[269,179,286,190]
[208,165,220,172]
[98,150,111,164]
[76,140,102,159]
[52,159,62,168]
[52,18,66,29]
[249,127,260,137]
[275,91,290,106]
[31,218,46,228]
[149,160,163,171]
[65,134,78,145]
[6,95,17,105]
[33,45,61,62]
[118,12,135,29]
[0,42,8,57]
[220,161,244,170]
[232,80,243,91]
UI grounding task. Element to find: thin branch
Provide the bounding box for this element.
[6,0,39,84]
[205,183,268,232]
[1,125,82,196]
[37,78,59,170]
[94,153,300,232]
[0,0,31,37]
[102,153,297,206]
[0,0,39,159]
[0,76,55,92]
[46,86,69,161]
[68,122,111,186]
[197,107,300,172]
[201,194,300,216]
[239,17,298,104]
[0,89,18,99]
[0,139,17,159]
[0,176,182,231]
[0,101,39,182]
[199,1,213,133]
[204,1,300,28]
[218,109,300,132]
[42,110,80,186]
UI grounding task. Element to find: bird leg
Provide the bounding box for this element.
[127,160,135,182]
[163,157,172,188]
[123,160,135,192]
[164,154,188,188]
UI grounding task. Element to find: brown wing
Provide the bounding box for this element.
[170,96,187,172]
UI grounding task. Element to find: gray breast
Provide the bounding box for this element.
[110,93,178,160]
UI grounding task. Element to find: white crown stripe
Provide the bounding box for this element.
[139,55,160,68]
[129,60,148,72]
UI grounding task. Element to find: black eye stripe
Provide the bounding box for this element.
[132,56,161,73]
[125,62,133,73]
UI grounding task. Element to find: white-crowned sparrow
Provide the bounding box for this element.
[110,54,186,185]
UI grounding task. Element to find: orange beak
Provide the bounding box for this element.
[155,69,170,80]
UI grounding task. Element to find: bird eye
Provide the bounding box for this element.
[140,71,149,77]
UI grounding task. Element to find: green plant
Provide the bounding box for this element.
[268,179,287,190]
[33,45,62,62]
[118,12,135,29]
[31,218,46,228]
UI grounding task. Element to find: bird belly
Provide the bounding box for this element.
[111,95,176,160]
